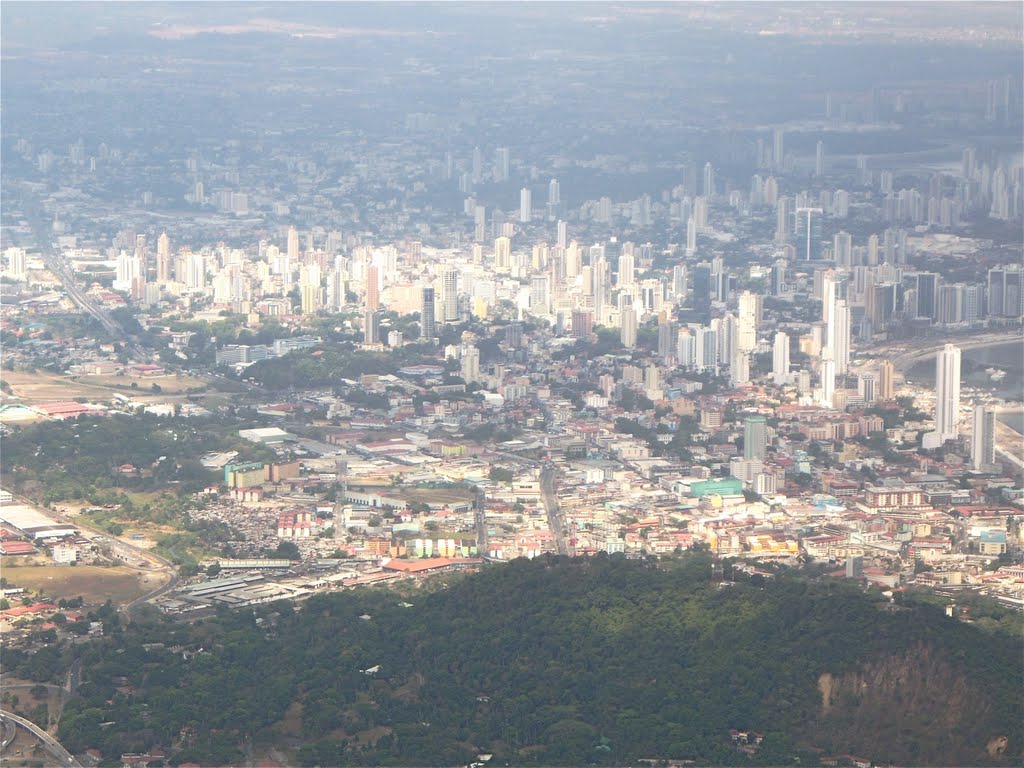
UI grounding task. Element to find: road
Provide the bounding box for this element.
[867,331,1022,375]
[19,192,145,360]
[474,487,489,555]
[0,710,81,767]
[540,464,570,556]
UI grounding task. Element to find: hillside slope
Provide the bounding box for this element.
[59,555,1022,766]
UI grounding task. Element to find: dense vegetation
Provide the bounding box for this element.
[1,413,274,504]
[242,344,444,390]
[55,555,1022,766]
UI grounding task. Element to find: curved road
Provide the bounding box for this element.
[0,709,81,767]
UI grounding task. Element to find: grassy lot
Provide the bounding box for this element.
[0,563,158,605]
[0,369,208,403]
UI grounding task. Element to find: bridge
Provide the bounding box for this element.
[0,709,81,766]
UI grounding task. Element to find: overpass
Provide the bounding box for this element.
[0,709,81,766]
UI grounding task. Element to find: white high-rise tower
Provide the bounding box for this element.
[772,331,790,386]
[971,405,996,470]
[923,344,961,449]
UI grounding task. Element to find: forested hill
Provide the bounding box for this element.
[59,555,1022,767]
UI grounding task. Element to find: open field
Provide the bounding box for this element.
[403,487,477,506]
[0,369,208,403]
[0,563,160,605]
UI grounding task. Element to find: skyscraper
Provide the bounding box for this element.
[494,236,511,270]
[772,331,790,386]
[743,416,768,461]
[703,162,715,197]
[657,315,674,362]
[365,265,380,312]
[495,147,510,181]
[441,267,458,323]
[686,217,697,256]
[618,251,635,287]
[924,344,961,449]
[737,291,761,353]
[878,359,895,400]
[156,232,171,283]
[519,188,532,223]
[833,299,851,374]
[971,405,996,470]
[420,286,436,340]
[815,140,825,177]
[794,207,824,260]
[363,310,380,345]
[620,300,637,348]
[773,127,785,168]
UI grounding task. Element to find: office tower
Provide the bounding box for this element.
[924,344,961,449]
[365,265,380,312]
[420,286,436,340]
[640,278,663,314]
[775,197,791,244]
[557,220,568,250]
[744,416,768,461]
[363,310,380,345]
[858,374,876,404]
[833,300,850,374]
[686,217,697,256]
[519,188,532,223]
[819,352,836,408]
[971,405,996,470]
[495,147,510,182]
[692,263,712,311]
[773,127,784,168]
[815,140,825,177]
[657,315,674,362]
[441,267,458,322]
[571,309,593,338]
[703,162,715,197]
[620,300,637,348]
[772,331,790,385]
[878,359,895,400]
[494,236,511,270]
[833,231,852,268]
[833,189,850,219]
[644,364,661,394]
[866,233,880,266]
[795,207,824,260]
[618,251,635,287]
[763,176,779,206]
[156,232,171,283]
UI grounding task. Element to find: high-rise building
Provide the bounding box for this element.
[441,267,458,323]
[495,147,510,182]
[363,310,380,345]
[858,374,876,404]
[924,344,961,449]
[775,197,791,244]
[494,236,511,271]
[365,265,380,312]
[703,162,715,197]
[737,291,761,353]
[4,247,26,280]
[420,286,436,340]
[519,188,532,223]
[833,299,850,374]
[618,252,635,287]
[815,140,825,177]
[773,127,785,168]
[156,232,171,283]
[878,359,895,400]
[987,264,1024,318]
[743,416,768,461]
[819,350,836,408]
[287,226,300,263]
[461,346,481,383]
[686,217,697,256]
[971,405,996,470]
[657,315,674,362]
[833,231,852,268]
[772,331,790,385]
[557,220,568,250]
[571,309,593,339]
[795,207,824,260]
[620,301,637,348]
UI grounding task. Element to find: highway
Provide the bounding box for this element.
[865,331,1022,374]
[540,464,570,556]
[0,709,81,767]
[18,192,145,360]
